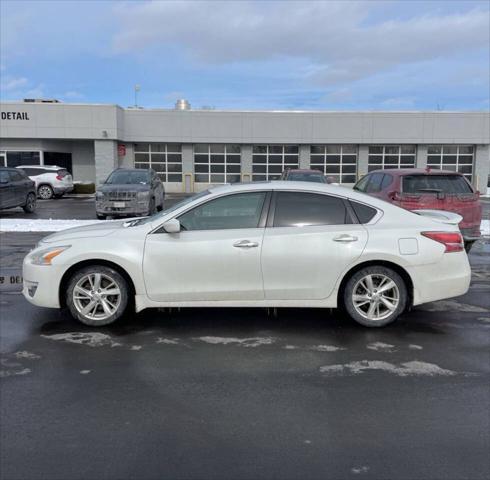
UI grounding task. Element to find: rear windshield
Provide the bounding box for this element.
[287,173,326,183]
[402,175,472,194]
[57,169,69,177]
[105,170,150,185]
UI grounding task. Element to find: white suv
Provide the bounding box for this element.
[17,165,74,199]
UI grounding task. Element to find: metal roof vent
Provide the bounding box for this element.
[175,99,191,110]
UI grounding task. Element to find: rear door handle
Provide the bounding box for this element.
[333,234,358,243]
[233,240,259,248]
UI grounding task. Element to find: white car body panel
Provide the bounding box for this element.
[17,165,74,195]
[22,181,472,316]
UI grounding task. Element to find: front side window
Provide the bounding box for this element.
[354,175,370,192]
[178,192,266,231]
[0,170,10,183]
[365,173,384,193]
[273,192,351,227]
[8,170,23,182]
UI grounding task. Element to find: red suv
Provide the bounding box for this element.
[354,168,482,251]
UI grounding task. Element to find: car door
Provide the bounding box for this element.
[143,191,269,302]
[9,170,29,206]
[261,191,368,300]
[0,170,14,208]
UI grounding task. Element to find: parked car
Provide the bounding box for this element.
[95,168,165,219]
[17,165,74,199]
[23,181,470,328]
[0,167,37,213]
[354,168,482,252]
[281,169,327,183]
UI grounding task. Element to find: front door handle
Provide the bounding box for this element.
[233,240,259,248]
[333,234,358,243]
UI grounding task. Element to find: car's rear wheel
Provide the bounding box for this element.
[66,266,129,326]
[343,266,407,327]
[38,184,54,200]
[23,193,36,213]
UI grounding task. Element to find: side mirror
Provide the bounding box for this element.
[162,218,180,233]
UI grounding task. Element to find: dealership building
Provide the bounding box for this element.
[1,99,489,193]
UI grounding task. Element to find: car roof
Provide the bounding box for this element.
[16,164,64,169]
[111,168,151,172]
[365,168,463,176]
[286,169,324,174]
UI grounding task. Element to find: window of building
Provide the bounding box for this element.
[44,152,73,173]
[194,144,241,184]
[5,151,41,168]
[273,192,351,227]
[426,145,474,182]
[310,145,357,183]
[134,143,182,182]
[368,145,416,172]
[178,192,266,230]
[252,145,299,181]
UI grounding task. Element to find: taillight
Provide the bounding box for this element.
[56,175,63,180]
[421,231,464,253]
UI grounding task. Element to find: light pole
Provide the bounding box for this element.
[134,84,141,108]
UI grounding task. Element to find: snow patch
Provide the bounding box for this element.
[420,300,488,313]
[351,466,370,474]
[481,219,489,237]
[0,218,105,232]
[283,345,298,350]
[319,360,457,377]
[156,337,180,345]
[42,332,121,348]
[195,336,275,347]
[310,345,345,352]
[80,370,91,375]
[477,317,490,324]
[14,351,41,360]
[408,344,423,350]
[366,342,396,352]
[130,345,142,351]
[0,367,31,378]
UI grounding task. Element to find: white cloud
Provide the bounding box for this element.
[0,75,28,91]
[111,1,490,85]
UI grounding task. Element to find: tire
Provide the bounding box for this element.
[343,266,407,327]
[38,184,54,200]
[66,265,129,326]
[96,214,106,220]
[22,193,37,213]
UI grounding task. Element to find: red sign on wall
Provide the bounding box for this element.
[117,144,126,156]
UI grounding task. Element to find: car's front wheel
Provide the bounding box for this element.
[343,266,407,327]
[38,184,54,200]
[66,266,129,326]
[23,193,36,213]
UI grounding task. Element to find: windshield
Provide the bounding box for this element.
[402,175,472,194]
[105,170,150,185]
[133,190,212,226]
[288,173,326,183]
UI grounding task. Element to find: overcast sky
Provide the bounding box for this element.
[1,0,489,110]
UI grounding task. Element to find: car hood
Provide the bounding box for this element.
[40,219,131,244]
[98,184,150,192]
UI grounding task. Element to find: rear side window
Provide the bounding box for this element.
[20,168,41,176]
[273,192,351,227]
[402,175,472,194]
[350,201,378,224]
[0,171,10,183]
[57,169,68,177]
[8,171,23,181]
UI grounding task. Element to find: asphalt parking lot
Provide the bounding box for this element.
[0,197,489,480]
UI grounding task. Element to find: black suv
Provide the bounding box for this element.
[0,167,37,213]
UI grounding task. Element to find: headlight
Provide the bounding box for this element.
[30,246,71,266]
[137,191,150,199]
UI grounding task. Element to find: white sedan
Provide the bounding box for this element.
[23,181,471,328]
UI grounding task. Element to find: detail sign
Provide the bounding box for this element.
[1,111,30,120]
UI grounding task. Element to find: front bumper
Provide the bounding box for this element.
[22,257,64,309]
[96,200,150,217]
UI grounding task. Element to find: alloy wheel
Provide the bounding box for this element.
[72,273,122,321]
[352,273,400,321]
[38,185,53,199]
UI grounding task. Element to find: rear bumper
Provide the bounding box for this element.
[406,251,471,306]
[53,186,74,195]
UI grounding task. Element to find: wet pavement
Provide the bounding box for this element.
[0,197,489,480]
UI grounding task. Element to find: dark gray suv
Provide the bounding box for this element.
[95,168,165,219]
[0,167,37,213]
